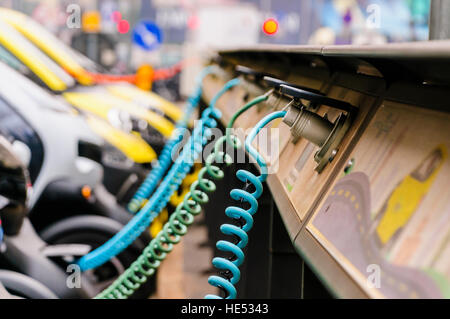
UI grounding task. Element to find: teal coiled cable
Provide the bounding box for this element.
[205,110,287,299]
[95,135,238,298]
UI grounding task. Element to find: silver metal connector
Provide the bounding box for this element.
[283,104,353,172]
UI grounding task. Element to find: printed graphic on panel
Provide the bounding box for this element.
[308,103,450,298]
[374,146,446,249]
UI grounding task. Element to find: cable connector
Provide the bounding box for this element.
[283,106,334,146]
[280,84,357,173]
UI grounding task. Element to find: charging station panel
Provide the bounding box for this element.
[304,100,450,299]
[203,42,450,298]
[274,84,379,222]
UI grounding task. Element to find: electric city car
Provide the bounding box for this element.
[0,61,147,222]
[0,64,155,298]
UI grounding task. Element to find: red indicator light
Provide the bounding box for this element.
[117,19,130,34]
[263,18,278,35]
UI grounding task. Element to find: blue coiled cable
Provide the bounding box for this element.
[77,77,241,271]
[128,66,217,213]
[206,110,287,299]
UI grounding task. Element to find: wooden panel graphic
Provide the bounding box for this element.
[307,101,450,298]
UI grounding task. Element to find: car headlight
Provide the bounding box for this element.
[107,108,133,133]
[74,157,97,174]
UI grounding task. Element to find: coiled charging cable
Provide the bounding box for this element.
[205,110,286,299]
[76,78,240,272]
[95,92,274,299]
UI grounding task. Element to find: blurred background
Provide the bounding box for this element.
[0,0,447,300]
[0,0,431,100]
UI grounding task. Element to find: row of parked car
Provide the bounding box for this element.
[0,8,194,298]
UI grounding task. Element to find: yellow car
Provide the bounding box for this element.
[375,145,447,247]
[0,8,183,124]
[0,19,178,158]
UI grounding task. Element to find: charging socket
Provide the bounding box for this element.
[283,104,352,172]
[279,84,357,173]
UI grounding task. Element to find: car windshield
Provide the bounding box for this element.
[0,21,76,91]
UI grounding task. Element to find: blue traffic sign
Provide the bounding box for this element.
[132,20,163,51]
